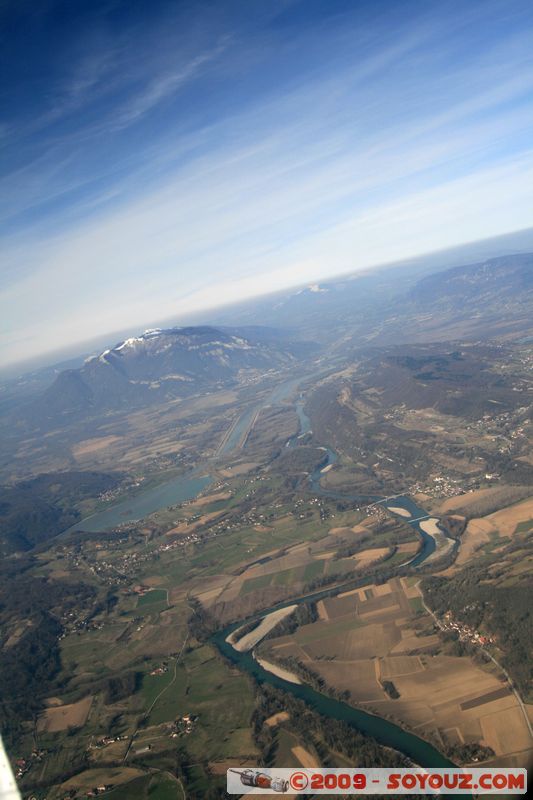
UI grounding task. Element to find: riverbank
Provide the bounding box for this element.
[254,655,302,684]
[226,606,297,652]
[214,613,455,769]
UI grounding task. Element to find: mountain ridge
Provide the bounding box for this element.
[30,325,313,423]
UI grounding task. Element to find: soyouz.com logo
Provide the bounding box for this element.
[227,767,528,794]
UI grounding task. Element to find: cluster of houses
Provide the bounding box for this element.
[12,748,46,780]
[97,476,144,504]
[59,536,154,589]
[440,611,494,647]
[91,734,128,750]
[466,409,530,457]
[410,476,466,500]
[365,505,388,522]
[170,713,197,737]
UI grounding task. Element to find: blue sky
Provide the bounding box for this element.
[1,0,533,368]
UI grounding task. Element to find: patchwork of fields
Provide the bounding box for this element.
[263,577,533,767]
[444,494,533,571]
[29,477,532,798]
[192,518,418,614]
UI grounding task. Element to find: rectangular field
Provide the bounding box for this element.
[262,576,533,766]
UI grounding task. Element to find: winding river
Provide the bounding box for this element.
[292,401,447,568]
[215,609,454,769]
[69,375,456,767]
[212,394,457,770]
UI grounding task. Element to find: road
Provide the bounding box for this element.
[122,632,190,763]
[417,582,533,740]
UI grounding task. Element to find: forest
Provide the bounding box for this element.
[0,572,96,746]
[422,566,533,698]
[0,470,120,554]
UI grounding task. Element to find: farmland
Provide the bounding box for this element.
[261,576,533,768]
[38,696,94,733]
[6,448,533,795]
[2,334,533,796]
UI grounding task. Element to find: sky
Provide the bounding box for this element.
[1,0,533,369]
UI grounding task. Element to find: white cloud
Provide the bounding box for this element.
[2,1,533,366]
[3,145,533,366]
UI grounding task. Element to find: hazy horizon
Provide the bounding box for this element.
[2,223,533,380]
[2,0,533,369]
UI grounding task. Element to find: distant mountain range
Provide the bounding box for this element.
[209,253,533,346]
[409,253,533,305]
[29,325,313,422]
[7,253,533,428]
[394,253,533,343]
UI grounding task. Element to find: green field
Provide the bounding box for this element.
[146,645,257,760]
[184,504,342,579]
[303,560,325,581]
[514,519,533,534]
[273,565,305,585]
[240,573,273,594]
[147,773,181,800]
[141,669,175,708]
[409,596,424,612]
[137,589,168,607]
[105,776,152,800]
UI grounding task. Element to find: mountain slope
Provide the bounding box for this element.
[410,253,533,306]
[0,471,119,555]
[210,253,533,348]
[32,325,308,422]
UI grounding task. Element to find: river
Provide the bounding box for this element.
[67,375,457,767]
[212,395,458,769]
[292,401,447,568]
[214,606,454,769]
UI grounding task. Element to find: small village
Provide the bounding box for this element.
[438,611,495,648]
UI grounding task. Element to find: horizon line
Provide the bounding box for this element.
[2,223,533,380]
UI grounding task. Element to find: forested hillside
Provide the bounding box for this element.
[0,471,119,554]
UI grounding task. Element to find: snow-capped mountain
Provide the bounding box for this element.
[34,326,307,420]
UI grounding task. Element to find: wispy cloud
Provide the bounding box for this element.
[1,0,533,367]
[108,39,230,130]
